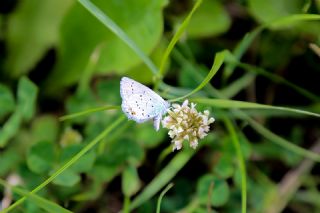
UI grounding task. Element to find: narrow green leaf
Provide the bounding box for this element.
[17,77,38,121]
[268,14,320,28]
[1,115,126,213]
[223,14,320,81]
[223,27,262,81]
[238,112,320,163]
[27,141,55,174]
[59,105,121,121]
[77,0,159,75]
[77,45,102,95]
[223,117,247,213]
[224,57,320,102]
[169,50,226,102]
[220,73,256,98]
[158,0,202,78]
[191,98,320,118]
[0,179,72,213]
[130,148,196,210]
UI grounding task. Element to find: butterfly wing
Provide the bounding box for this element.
[120,77,166,105]
[120,77,170,129]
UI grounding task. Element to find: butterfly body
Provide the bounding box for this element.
[120,77,170,131]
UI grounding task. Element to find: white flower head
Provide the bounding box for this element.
[162,100,215,151]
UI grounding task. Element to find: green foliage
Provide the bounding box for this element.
[248,0,304,23]
[197,174,230,207]
[0,84,15,119]
[27,141,55,174]
[0,77,38,147]
[1,0,320,213]
[47,0,166,90]
[186,0,231,38]
[122,165,141,197]
[4,0,74,77]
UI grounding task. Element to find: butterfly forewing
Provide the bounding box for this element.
[120,77,165,104]
[120,77,170,129]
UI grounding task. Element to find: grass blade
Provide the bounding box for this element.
[223,14,320,82]
[0,179,72,213]
[130,148,196,210]
[169,50,226,102]
[59,105,121,121]
[224,58,320,102]
[238,112,320,163]
[77,0,158,75]
[191,98,320,118]
[222,117,247,213]
[158,0,202,78]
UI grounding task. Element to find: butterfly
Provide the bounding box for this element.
[120,77,170,131]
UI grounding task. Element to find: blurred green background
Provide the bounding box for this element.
[0,0,320,212]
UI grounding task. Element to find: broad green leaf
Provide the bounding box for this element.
[186,0,231,38]
[27,141,55,174]
[248,0,304,24]
[17,77,38,121]
[59,144,96,173]
[95,78,121,104]
[122,165,141,197]
[104,138,145,166]
[2,116,125,212]
[134,123,166,148]
[4,0,74,77]
[65,89,97,124]
[48,0,165,89]
[0,148,21,176]
[59,128,83,147]
[0,84,15,119]
[91,156,120,183]
[197,174,230,207]
[31,115,59,143]
[0,111,22,147]
[71,181,103,201]
[52,169,81,187]
[213,153,234,179]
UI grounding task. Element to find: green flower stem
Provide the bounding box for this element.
[223,116,247,213]
[156,183,174,213]
[123,195,131,213]
[1,115,126,213]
